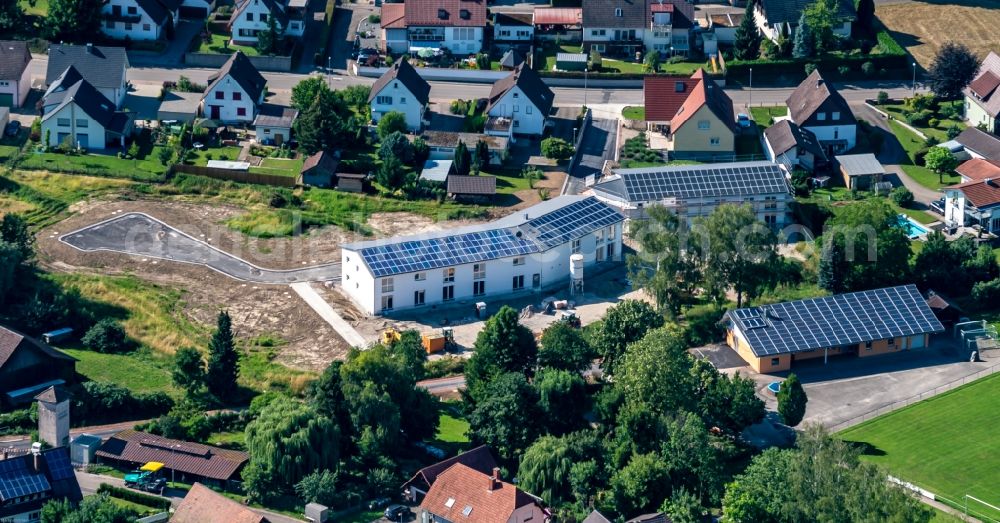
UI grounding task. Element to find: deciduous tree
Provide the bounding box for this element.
[927,42,980,100]
[377,111,408,140]
[172,347,206,392]
[535,369,588,435]
[538,321,594,373]
[819,199,911,292]
[1,213,32,260]
[924,146,959,183]
[627,205,700,315]
[467,372,541,461]
[592,300,663,377]
[776,373,807,426]
[465,305,537,392]
[693,204,781,307]
[44,0,103,41]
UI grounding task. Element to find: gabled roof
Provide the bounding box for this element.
[252,104,298,128]
[486,63,554,117]
[955,127,1000,161]
[381,2,406,28]
[230,0,288,27]
[723,284,944,358]
[965,52,1000,118]
[594,161,790,203]
[134,0,174,25]
[173,483,267,523]
[96,430,249,481]
[949,177,1000,209]
[670,69,737,134]
[758,0,854,25]
[0,447,82,518]
[533,7,582,26]
[205,52,267,103]
[763,119,826,160]
[785,69,855,126]
[956,158,1000,182]
[494,12,533,26]
[448,174,496,195]
[41,76,128,133]
[0,326,78,371]
[301,150,339,174]
[0,41,31,81]
[500,49,525,68]
[46,44,129,90]
[582,0,646,29]
[583,511,613,523]
[369,59,431,105]
[403,0,487,27]
[419,463,541,523]
[643,75,701,122]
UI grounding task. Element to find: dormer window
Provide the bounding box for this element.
[460,9,470,19]
[675,81,685,92]
[438,8,447,19]
[615,7,623,16]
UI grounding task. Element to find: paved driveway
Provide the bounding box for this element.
[127,20,202,67]
[566,117,616,194]
[60,213,341,283]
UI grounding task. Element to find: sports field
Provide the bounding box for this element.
[840,372,1000,520]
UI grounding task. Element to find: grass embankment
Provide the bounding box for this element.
[17,147,173,182]
[886,120,960,191]
[0,171,133,226]
[840,373,1000,521]
[879,101,965,143]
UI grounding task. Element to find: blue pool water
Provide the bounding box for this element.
[767,382,781,394]
[898,214,929,239]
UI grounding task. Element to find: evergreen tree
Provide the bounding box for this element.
[1,213,32,260]
[453,140,471,176]
[255,15,283,55]
[206,311,239,398]
[855,0,875,36]
[792,12,815,59]
[733,1,761,60]
[817,240,845,293]
[0,0,22,36]
[474,139,491,169]
[777,373,807,426]
[295,95,326,155]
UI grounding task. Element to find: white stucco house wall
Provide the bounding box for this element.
[101,0,179,41]
[485,63,553,137]
[40,71,132,150]
[200,51,267,123]
[368,60,430,131]
[785,69,857,156]
[340,196,624,315]
[378,0,486,55]
[0,41,32,108]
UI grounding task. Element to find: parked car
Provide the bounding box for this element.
[736,113,753,128]
[4,120,20,137]
[930,197,945,215]
[385,505,411,521]
[141,477,166,493]
[357,49,380,66]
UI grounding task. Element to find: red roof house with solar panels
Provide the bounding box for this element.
[96,430,249,488]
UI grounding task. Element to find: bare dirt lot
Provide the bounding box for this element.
[877,1,1000,68]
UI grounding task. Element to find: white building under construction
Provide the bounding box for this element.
[339,196,624,315]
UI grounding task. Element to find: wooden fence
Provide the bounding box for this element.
[170,164,297,187]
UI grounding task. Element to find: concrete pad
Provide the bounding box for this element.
[124,84,164,121]
[290,282,368,347]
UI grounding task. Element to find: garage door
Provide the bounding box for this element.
[910,334,926,349]
[0,94,13,107]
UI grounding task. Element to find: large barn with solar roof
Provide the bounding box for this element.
[722,284,944,373]
[340,195,624,315]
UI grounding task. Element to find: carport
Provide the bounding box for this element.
[157,91,201,124]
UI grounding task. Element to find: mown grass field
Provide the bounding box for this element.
[877,1,1000,69]
[886,120,961,191]
[840,373,1000,521]
[18,148,172,182]
[0,170,133,226]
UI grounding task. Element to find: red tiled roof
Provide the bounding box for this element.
[956,158,1000,182]
[650,3,673,12]
[969,70,1000,100]
[669,69,737,134]
[951,178,1000,209]
[381,3,406,29]
[172,483,267,523]
[532,7,581,25]
[643,75,700,122]
[404,445,498,494]
[419,463,540,523]
[96,430,248,482]
[404,0,486,27]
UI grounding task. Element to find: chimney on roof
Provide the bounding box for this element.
[31,443,42,473]
[488,467,501,491]
[86,43,93,54]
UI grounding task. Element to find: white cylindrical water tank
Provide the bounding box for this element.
[570,253,584,281]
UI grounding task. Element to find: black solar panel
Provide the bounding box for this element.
[44,450,74,481]
[619,163,790,202]
[730,285,944,357]
[360,229,538,278]
[0,458,52,501]
[521,197,622,248]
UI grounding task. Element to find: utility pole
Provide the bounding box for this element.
[911,62,917,97]
[749,67,753,109]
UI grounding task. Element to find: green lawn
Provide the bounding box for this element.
[337,509,382,523]
[194,31,260,56]
[622,106,645,121]
[436,412,470,444]
[887,120,962,190]
[840,373,1000,521]
[60,348,179,396]
[536,44,584,71]
[750,106,787,128]
[186,146,244,166]
[249,157,304,178]
[207,431,246,450]
[493,171,537,194]
[19,0,47,16]
[880,101,965,143]
[18,147,172,182]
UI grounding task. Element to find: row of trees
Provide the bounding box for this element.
[291,78,371,156]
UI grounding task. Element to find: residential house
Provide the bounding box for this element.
[173,483,268,523]
[953,127,1000,161]
[228,0,307,46]
[368,59,430,131]
[723,284,944,373]
[340,195,623,315]
[253,103,297,145]
[101,0,180,41]
[96,430,249,487]
[447,174,496,201]
[0,41,32,107]
[533,7,582,42]
[625,514,672,523]
[835,153,884,190]
[45,44,129,108]
[964,51,1000,134]
[0,447,83,522]
[753,0,854,43]
[41,67,134,150]
[0,325,77,407]
[413,130,509,165]
[591,161,792,225]
[583,511,613,523]
[785,69,857,156]
[418,464,546,523]
[403,445,498,502]
[494,12,534,49]
[201,51,267,123]
[582,0,695,58]
[643,69,737,159]
[705,12,742,45]
[380,0,487,55]
[956,158,1000,183]
[299,150,340,187]
[763,119,827,171]
[179,0,213,18]
[499,49,526,70]
[485,63,554,137]
[944,176,1000,234]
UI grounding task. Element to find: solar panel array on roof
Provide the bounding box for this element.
[728,285,943,357]
[361,230,538,278]
[617,163,790,202]
[44,450,74,481]
[522,197,623,248]
[0,459,52,501]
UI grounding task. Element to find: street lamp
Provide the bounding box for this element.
[583,67,589,109]
[911,62,917,97]
[748,67,753,109]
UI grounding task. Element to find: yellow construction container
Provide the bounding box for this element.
[422,334,446,354]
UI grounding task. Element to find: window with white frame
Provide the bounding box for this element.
[615,7,622,16]
[415,272,426,281]
[473,263,485,280]
[443,268,455,282]
[513,256,525,266]
[443,285,454,300]
[376,96,392,105]
[381,277,394,293]
[595,229,605,243]
[381,295,393,311]
[572,238,581,253]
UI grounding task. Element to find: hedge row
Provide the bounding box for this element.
[97,484,172,510]
[725,52,908,81]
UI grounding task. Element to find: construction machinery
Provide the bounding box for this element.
[381,328,401,346]
[124,461,166,492]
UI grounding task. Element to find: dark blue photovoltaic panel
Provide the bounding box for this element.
[728,285,944,357]
[619,163,790,202]
[44,450,74,481]
[360,229,538,277]
[0,458,51,502]
[521,197,623,248]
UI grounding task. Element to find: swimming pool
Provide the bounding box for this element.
[898,214,929,239]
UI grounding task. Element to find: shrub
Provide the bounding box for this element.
[368,13,380,23]
[804,63,817,75]
[876,91,889,105]
[905,109,933,126]
[73,382,173,424]
[683,306,726,346]
[541,137,574,161]
[947,125,962,140]
[97,484,172,509]
[890,186,914,208]
[928,118,940,129]
[81,319,130,353]
[972,278,1000,303]
[862,61,875,77]
[29,118,41,142]
[424,356,466,379]
[449,99,470,115]
[837,65,850,76]
[924,136,940,147]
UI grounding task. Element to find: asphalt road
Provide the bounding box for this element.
[60,212,341,283]
[417,375,467,396]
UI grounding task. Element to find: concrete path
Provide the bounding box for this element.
[290,282,367,347]
[60,213,341,284]
[885,164,942,205]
